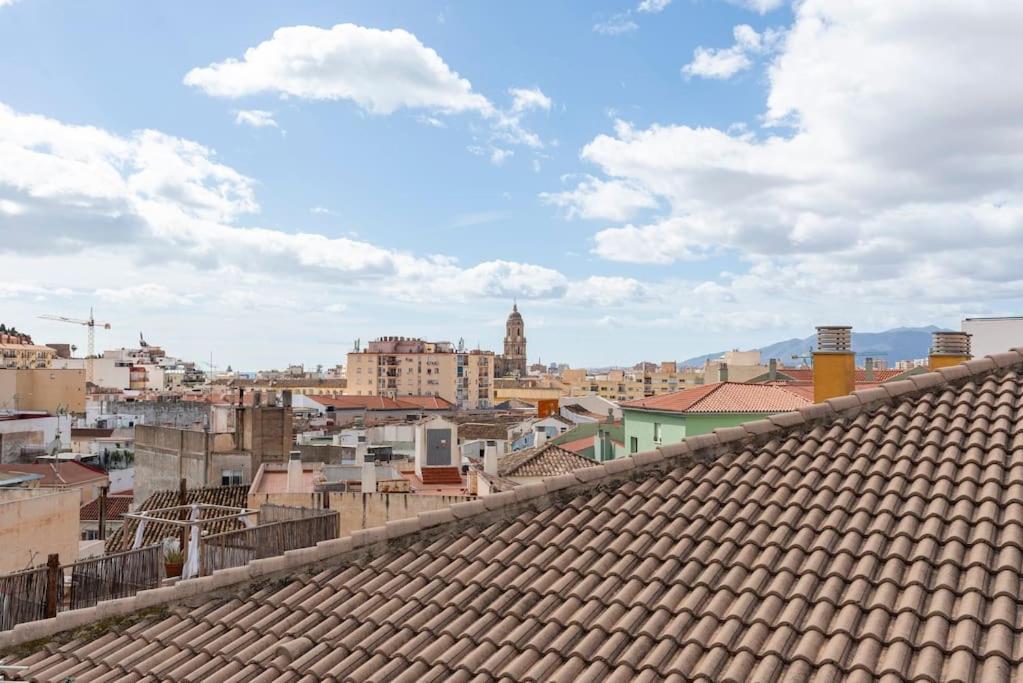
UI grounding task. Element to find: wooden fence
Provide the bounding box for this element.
[68,545,162,610]
[200,506,339,576]
[0,558,62,632]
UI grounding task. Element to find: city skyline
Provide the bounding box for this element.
[2,1,1022,368]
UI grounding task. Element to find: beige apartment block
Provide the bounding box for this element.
[0,488,80,572]
[347,337,494,409]
[0,368,86,413]
[0,331,55,370]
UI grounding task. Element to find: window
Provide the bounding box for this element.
[653,423,662,444]
[221,469,243,486]
[630,437,638,454]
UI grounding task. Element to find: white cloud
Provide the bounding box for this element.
[234,109,278,128]
[566,276,651,306]
[682,24,782,80]
[95,283,193,308]
[184,23,494,116]
[594,14,638,36]
[0,101,648,321]
[509,87,552,113]
[416,115,446,128]
[637,0,671,13]
[468,145,513,166]
[541,175,658,222]
[725,0,785,14]
[556,1,1023,314]
[309,206,337,216]
[0,0,19,7]
[683,47,752,80]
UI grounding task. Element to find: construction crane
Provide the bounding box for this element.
[38,308,111,383]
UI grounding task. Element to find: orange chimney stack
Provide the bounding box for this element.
[812,325,855,403]
[929,331,971,370]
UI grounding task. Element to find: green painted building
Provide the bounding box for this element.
[621,382,810,455]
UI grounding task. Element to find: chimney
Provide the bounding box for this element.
[237,387,244,406]
[286,451,303,492]
[812,325,855,403]
[282,390,293,408]
[718,362,728,383]
[483,440,498,476]
[253,390,262,407]
[533,426,547,448]
[361,462,377,493]
[354,436,368,466]
[864,357,875,382]
[768,358,777,381]
[929,331,972,370]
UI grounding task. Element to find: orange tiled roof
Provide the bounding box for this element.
[79,495,133,521]
[310,395,453,410]
[0,461,108,487]
[395,396,455,410]
[556,435,595,454]
[779,367,905,382]
[11,354,1023,682]
[620,381,810,413]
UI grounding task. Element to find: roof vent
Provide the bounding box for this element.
[931,331,971,356]
[816,326,852,353]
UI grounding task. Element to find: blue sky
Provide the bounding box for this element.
[2,0,1021,370]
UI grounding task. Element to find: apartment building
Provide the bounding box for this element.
[346,337,495,409]
[561,362,702,402]
[0,329,55,369]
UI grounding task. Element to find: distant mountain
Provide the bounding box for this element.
[680,326,947,367]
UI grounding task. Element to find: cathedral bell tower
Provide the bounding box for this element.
[501,303,528,378]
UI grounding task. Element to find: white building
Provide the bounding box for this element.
[962,316,1023,358]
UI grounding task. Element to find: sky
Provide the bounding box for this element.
[1,0,1022,370]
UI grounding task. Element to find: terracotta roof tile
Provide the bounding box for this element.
[79,495,133,521]
[497,444,599,478]
[310,395,453,410]
[12,358,1023,681]
[0,461,108,487]
[620,382,810,413]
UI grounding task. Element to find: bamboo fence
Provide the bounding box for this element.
[200,506,339,576]
[0,563,61,632]
[68,545,162,610]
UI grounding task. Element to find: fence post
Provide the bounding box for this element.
[99,485,109,541]
[178,478,188,558]
[45,554,60,618]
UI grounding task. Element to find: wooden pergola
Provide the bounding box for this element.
[123,504,258,578]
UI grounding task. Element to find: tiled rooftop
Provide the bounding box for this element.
[5,353,1023,681]
[497,443,599,478]
[79,494,133,522]
[310,395,454,411]
[620,381,811,413]
[0,461,108,487]
[457,423,512,441]
[778,367,906,383]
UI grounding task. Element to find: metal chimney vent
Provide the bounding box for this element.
[931,331,971,356]
[816,326,852,352]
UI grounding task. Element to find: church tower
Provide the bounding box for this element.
[501,303,528,378]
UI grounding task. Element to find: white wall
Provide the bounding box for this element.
[560,395,622,421]
[107,467,134,494]
[962,317,1023,358]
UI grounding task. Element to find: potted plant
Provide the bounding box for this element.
[163,538,184,578]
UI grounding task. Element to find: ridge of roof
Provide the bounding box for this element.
[4,350,1021,652]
